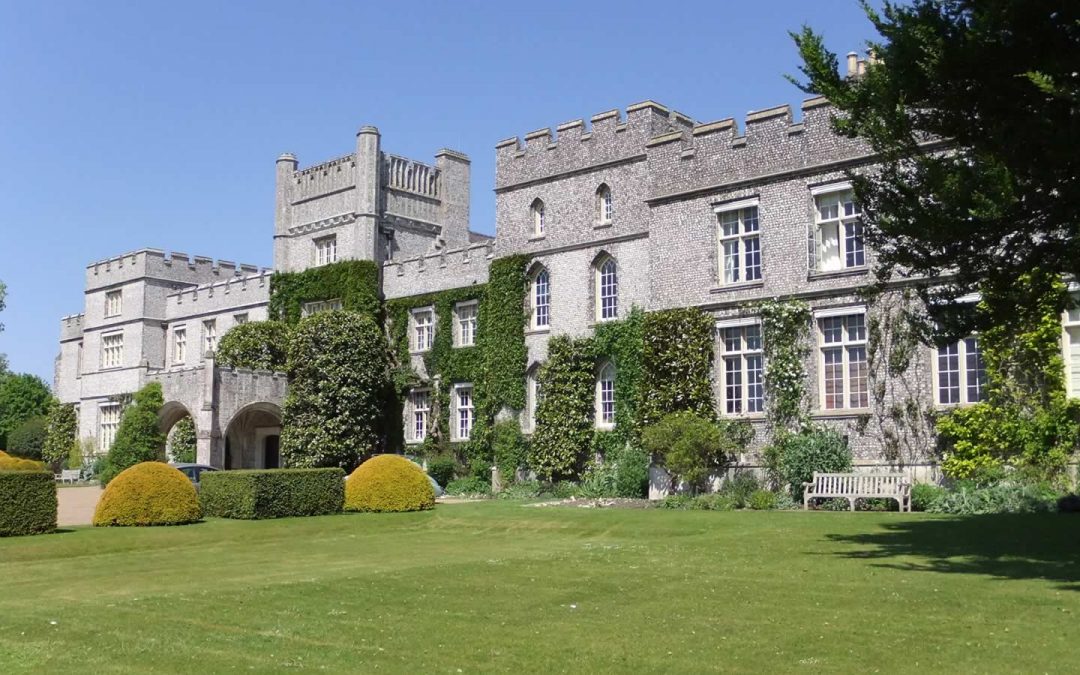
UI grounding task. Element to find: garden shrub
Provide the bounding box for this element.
[0,470,56,536]
[446,476,492,497]
[7,415,47,460]
[496,480,542,500]
[0,454,46,471]
[345,454,435,513]
[99,383,166,486]
[283,311,393,469]
[93,462,201,526]
[642,411,752,493]
[215,320,291,371]
[747,489,778,510]
[720,472,762,509]
[657,493,736,511]
[925,483,1056,515]
[910,483,947,512]
[777,427,852,501]
[199,468,345,519]
[426,455,457,488]
[42,401,78,468]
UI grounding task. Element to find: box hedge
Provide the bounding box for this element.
[93,462,201,527]
[0,470,58,536]
[345,454,435,513]
[199,468,345,519]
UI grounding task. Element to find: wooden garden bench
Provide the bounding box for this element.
[802,472,911,512]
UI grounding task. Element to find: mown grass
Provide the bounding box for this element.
[1,502,1077,673]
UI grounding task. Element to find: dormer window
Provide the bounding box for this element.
[531,199,546,237]
[597,184,613,224]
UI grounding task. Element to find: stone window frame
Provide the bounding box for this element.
[453,300,478,348]
[314,234,338,267]
[717,318,765,417]
[410,306,435,353]
[810,182,865,274]
[100,331,124,370]
[173,326,187,365]
[714,198,762,286]
[593,252,618,322]
[98,402,122,451]
[595,360,616,429]
[933,336,988,407]
[104,289,123,318]
[596,183,614,225]
[815,306,870,412]
[452,382,474,441]
[406,387,431,444]
[530,198,546,238]
[203,318,218,355]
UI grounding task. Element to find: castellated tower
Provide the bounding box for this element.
[273,126,477,273]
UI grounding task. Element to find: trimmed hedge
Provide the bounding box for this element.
[93,462,201,527]
[345,455,435,513]
[0,452,47,472]
[0,470,57,536]
[200,468,345,519]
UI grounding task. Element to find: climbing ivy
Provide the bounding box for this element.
[529,335,595,481]
[757,299,812,435]
[269,260,381,324]
[479,255,530,414]
[589,308,644,446]
[639,308,716,428]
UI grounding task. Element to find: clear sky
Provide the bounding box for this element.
[0,0,879,384]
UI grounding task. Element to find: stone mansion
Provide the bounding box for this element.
[54,87,1080,479]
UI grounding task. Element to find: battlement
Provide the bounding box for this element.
[495,100,696,189]
[382,241,493,299]
[165,269,272,319]
[86,249,269,290]
[60,313,85,341]
[645,96,874,199]
[384,154,440,199]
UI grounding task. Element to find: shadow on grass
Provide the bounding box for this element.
[826,514,1080,590]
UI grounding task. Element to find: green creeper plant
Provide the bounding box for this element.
[99,382,166,485]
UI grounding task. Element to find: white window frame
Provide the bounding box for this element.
[410,307,435,353]
[595,362,616,429]
[104,289,122,318]
[301,298,343,317]
[813,187,865,273]
[595,257,618,322]
[453,383,474,441]
[314,235,338,267]
[816,310,869,411]
[454,301,478,348]
[99,403,121,451]
[597,184,614,224]
[532,199,546,237]
[203,319,217,354]
[530,268,550,330]
[408,388,430,443]
[718,320,764,416]
[1065,300,1080,399]
[101,332,124,369]
[173,327,187,365]
[934,336,987,406]
[714,200,762,285]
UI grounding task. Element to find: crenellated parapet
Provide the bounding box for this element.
[60,313,84,341]
[291,152,357,204]
[87,249,268,290]
[495,100,695,190]
[165,269,273,319]
[645,97,873,201]
[382,241,493,299]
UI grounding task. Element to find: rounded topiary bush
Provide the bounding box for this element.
[0,452,46,472]
[345,455,435,513]
[93,461,201,527]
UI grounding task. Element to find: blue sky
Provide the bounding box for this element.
[0,0,879,383]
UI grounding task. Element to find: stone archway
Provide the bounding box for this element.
[222,402,283,469]
[159,401,197,463]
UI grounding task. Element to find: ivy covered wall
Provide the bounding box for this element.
[269,260,381,324]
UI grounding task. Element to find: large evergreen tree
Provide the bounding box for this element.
[791,0,1080,335]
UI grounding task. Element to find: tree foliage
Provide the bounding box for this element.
[641,411,752,493]
[167,416,197,463]
[99,383,166,485]
[42,400,79,467]
[0,373,52,449]
[7,416,47,461]
[216,321,291,371]
[281,311,392,470]
[791,1,1080,334]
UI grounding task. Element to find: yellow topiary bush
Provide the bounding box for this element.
[93,461,201,527]
[345,454,435,513]
[0,454,47,472]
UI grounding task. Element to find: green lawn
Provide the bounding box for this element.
[1,502,1077,673]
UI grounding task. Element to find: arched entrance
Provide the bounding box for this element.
[159,402,197,463]
[223,402,283,469]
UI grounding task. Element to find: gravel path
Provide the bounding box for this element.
[57,485,103,527]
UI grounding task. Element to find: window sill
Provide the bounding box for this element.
[722,413,766,421]
[525,328,550,337]
[409,349,431,356]
[811,409,870,420]
[595,424,616,431]
[709,280,764,295]
[528,235,546,242]
[593,221,613,230]
[452,343,477,349]
[807,267,869,281]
